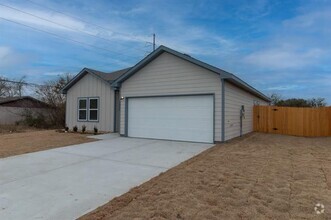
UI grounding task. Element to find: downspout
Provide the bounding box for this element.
[221,78,225,142]
[125,97,128,136]
[111,84,120,134]
[113,90,117,132]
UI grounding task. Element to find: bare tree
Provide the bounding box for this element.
[0,76,8,97]
[35,73,72,127]
[15,76,26,97]
[0,76,26,97]
[0,76,12,97]
[307,98,326,107]
[270,93,282,105]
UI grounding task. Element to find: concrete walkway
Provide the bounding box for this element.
[0,135,213,220]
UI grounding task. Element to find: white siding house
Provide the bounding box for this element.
[62,45,270,142]
[119,52,222,141]
[65,73,114,132]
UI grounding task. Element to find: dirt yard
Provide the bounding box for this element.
[80,133,331,220]
[0,130,95,158]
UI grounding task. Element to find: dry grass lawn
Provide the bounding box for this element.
[80,133,331,220]
[0,130,95,158]
[0,124,39,134]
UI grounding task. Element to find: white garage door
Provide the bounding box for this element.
[127,95,214,143]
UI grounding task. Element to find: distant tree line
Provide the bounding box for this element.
[270,94,327,107]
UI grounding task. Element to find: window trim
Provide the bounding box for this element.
[77,97,100,122]
[78,98,88,121]
[88,97,99,122]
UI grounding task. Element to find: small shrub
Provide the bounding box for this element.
[82,125,86,133]
[73,125,78,132]
[64,125,69,132]
[94,126,98,135]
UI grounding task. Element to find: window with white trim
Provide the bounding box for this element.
[78,98,87,121]
[78,98,99,121]
[89,98,99,121]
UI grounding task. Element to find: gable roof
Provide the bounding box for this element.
[112,45,271,102]
[61,67,131,94]
[61,46,270,102]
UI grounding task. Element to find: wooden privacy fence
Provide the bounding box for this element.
[253,106,331,137]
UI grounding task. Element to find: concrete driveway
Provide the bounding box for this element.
[0,135,213,220]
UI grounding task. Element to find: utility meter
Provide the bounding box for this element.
[240,105,245,119]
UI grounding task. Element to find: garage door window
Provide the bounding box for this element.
[78,97,99,122]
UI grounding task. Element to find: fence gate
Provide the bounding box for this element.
[253,106,331,137]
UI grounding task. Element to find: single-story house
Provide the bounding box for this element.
[62,45,270,143]
[0,96,50,125]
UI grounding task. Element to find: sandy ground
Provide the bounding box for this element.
[0,130,95,158]
[80,133,331,220]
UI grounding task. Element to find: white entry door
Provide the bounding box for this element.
[127,95,214,143]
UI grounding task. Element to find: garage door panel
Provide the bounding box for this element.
[127,95,214,143]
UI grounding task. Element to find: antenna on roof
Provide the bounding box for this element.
[153,33,156,51]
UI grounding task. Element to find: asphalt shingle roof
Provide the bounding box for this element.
[85,67,131,82]
[61,67,131,93]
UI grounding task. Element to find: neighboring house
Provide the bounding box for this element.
[0,96,50,125]
[62,46,270,143]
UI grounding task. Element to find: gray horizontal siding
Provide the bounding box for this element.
[66,73,114,132]
[120,52,222,141]
[224,82,268,140]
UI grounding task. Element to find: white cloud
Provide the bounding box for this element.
[42,71,64,76]
[0,1,239,60]
[0,4,85,32]
[266,85,301,91]
[283,8,331,29]
[243,47,325,69]
[0,3,150,45]
[235,0,272,21]
[153,24,239,57]
[109,6,148,16]
[0,46,29,68]
[0,46,11,59]
[241,4,331,71]
[296,74,331,87]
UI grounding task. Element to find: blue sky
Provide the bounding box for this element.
[0,0,330,103]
